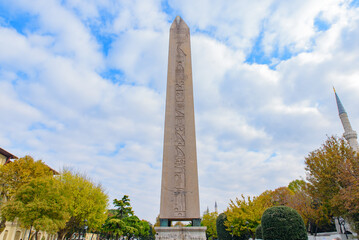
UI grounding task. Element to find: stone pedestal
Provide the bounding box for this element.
[155,227,206,240]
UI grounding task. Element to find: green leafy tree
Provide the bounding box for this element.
[142,223,155,240]
[123,216,150,239]
[0,156,54,233]
[288,179,306,193]
[102,218,127,240]
[0,156,54,200]
[1,176,69,240]
[202,211,218,239]
[136,220,152,239]
[113,195,134,219]
[102,195,150,240]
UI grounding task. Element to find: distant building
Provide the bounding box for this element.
[0,147,18,165]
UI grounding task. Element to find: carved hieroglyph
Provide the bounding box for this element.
[160,16,200,220]
[155,227,206,240]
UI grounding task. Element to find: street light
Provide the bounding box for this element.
[84,220,88,240]
[338,217,349,239]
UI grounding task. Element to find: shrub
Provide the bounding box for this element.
[255,224,262,239]
[261,206,307,240]
[216,213,231,240]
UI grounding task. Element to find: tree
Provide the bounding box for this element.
[271,186,294,206]
[0,156,54,233]
[305,136,359,233]
[1,176,69,240]
[102,195,150,240]
[216,213,247,240]
[173,221,185,227]
[57,170,109,240]
[286,183,335,234]
[113,195,134,219]
[103,218,126,238]
[305,137,347,212]
[201,211,218,240]
[225,191,273,240]
[154,215,160,227]
[288,179,306,193]
[0,156,54,200]
[330,139,359,233]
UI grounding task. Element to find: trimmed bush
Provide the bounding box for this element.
[216,213,232,240]
[216,213,249,240]
[261,206,308,240]
[255,224,262,239]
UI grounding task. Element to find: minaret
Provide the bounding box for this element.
[215,201,218,213]
[334,88,359,151]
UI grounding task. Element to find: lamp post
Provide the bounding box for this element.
[84,220,88,240]
[338,217,348,239]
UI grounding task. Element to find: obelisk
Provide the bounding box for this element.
[159,15,201,225]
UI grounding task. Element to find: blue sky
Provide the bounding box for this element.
[1,0,359,223]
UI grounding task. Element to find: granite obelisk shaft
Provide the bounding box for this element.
[159,16,200,222]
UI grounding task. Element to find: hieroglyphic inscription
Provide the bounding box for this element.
[173,25,188,217]
[156,230,205,240]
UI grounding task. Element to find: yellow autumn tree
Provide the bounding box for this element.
[225,191,273,240]
[201,211,218,240]
[56,170,109,240]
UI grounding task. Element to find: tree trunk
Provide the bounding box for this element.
[0,218,7,234]
[28,226,33,240]
[35,231,38,240]
[56,230,68,240]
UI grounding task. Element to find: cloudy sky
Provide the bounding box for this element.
[1,0,359,223]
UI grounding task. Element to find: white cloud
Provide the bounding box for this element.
[107,29,168,90]
[1,0,359,223]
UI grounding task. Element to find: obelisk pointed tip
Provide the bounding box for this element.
[175,16,181,24]
[170,16,189,29]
